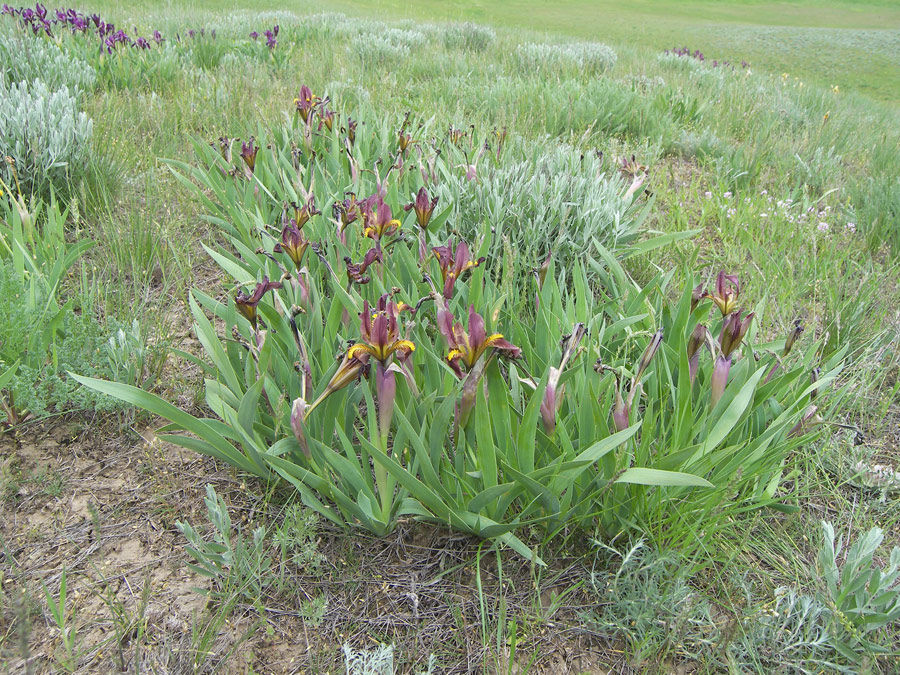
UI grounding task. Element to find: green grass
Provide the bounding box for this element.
[327,0,900,101]
[93,0,900,101]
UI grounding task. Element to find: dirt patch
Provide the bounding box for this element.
[0,419,636,674]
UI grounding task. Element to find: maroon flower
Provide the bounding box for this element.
[235,277,282,331]
[240,138,258,173]
[433,241,484,299]
[403,187,439,231]
[294,85,318,124]
[437,305,521,379]
[274,221,310,270]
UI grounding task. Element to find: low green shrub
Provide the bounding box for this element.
[818,520,900,657]
[177,485,324,607]
[0,198,149,424]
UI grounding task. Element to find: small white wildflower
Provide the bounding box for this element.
[704,191,712,198]
[817,222,829,233]
[724,191,732,198]
[727,208,735,218]
[761,189,768,195]
[845,222,856,233]
[760,212,768,218]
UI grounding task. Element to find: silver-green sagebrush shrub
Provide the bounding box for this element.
[176,485,324,606]
[442,22,494,52]
[514,42,617,76]
[350,33,410,66]
[442,144,648,272]
[74,91,843,561]
[0,28,96,93]
[0,77,93,197]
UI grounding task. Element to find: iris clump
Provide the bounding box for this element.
[76,88,842,561]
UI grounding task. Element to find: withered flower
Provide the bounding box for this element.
[319,107,335,132]
[448,126,466,145]
[289,196,321,229]
[690,283,705,312]
[305,350,371,418]
[541,324,586,435]
[612,329,664,432]
[397,112,412,153]
[344,247,382,285]
[687,323,708,384]
[784,319,804,356]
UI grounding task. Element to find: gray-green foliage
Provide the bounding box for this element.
[0,28,95,93]
[0,78,93,197]
[586,540,869,673]
[176,485,324,605]
[818,520,900,652]
[343,644,394,675]
[442,144,640,269]
[515,41,617,75]
[442,22,495,51]
[350,33,410,65]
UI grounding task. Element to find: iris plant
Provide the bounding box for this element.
[612,330,663,432]
[540,323,586,435]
